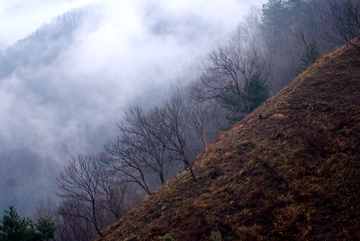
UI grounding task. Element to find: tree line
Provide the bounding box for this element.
[31,0,359,240]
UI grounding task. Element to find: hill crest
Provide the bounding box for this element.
[94,40,360,240]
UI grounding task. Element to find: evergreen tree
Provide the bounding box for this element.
[218,73,269,115]
[0,206,55,241]
[295,40,321,76]
[217,73,270,129]
[0,206,31,241]
[261,0,289,33]
[241,73,270,113]
[34,217,56,241]
[261,0,290,52]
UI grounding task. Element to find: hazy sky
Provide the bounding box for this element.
[0,0,267,49]
[0,0,100,49]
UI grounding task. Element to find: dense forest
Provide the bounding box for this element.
[1,0,359,240]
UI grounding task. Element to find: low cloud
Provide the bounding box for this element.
[0,0,103,49]
[0,0,267,215]
[1,0,267,158]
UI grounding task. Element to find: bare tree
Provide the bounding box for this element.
[156,90,197,179]
[198,24,271,117]
[55,154,123,237]
[55,198,97,241]
[186,83,226,149]
[96,163,128,220]
[33,195,56,221]
[34,194,96,241]
[188,101,215,150]
[46,154,134,241]
[103,136,153,196]
[121,105,175,185]
[103,104,177,194]
[328,0,360,51]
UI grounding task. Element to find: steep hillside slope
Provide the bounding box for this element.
[94,40,360,240]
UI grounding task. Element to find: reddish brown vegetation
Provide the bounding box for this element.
[93,40,360,240]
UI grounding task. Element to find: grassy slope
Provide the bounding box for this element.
[94,40,360,241]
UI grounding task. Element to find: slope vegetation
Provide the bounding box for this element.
[94,40,360,240]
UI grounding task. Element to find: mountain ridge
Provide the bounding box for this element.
[0,3,102,79]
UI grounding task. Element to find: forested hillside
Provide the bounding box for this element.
[93,37,360,241]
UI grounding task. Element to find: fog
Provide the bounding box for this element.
[0,0,102,49]
[0,0,267,216]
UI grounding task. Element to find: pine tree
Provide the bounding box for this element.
[217,73,270,129]
[0,206,55,241]
[295,40,321,76]
[0,206,31,241]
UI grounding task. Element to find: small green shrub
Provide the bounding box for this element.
[162,233,178,241]
[211,230,223,241]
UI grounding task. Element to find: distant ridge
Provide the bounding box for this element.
[0,3,102,79]
[0,2,105,218]
[93,40,360,240]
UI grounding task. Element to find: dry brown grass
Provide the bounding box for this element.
[93,39,360,240]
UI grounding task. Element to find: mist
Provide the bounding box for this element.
[0,0,267,216]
